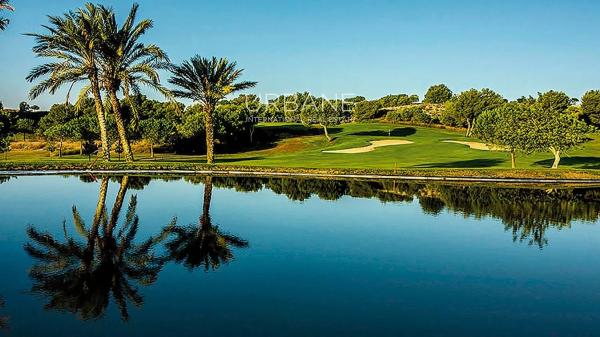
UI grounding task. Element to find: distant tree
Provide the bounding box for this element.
[140,118,174,159]
[424,84,453,104]
[446,88,505,136]
[43,124,70,157]
[0,120,10,160]
[515,95,536,106]
[301,98,344,141]
[0,0,13,31]
[536,90,574,114]
[64,114,98,155]
[475,104,538,168]
[352,99,382,121]
[18,102,39,114]
[216,94,263,145]
[38,104,72,134]
[581,90,600,126]
[15,118,35,141]
[531,108,592,168]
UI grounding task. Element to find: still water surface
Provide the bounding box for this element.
[0,175,599,337]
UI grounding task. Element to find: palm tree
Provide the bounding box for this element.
[0,0,13,31]
[169,56,257,164]
[24,176,164,321]
[162,176,249,270]
[26,4,111,161]
[95,4,170,162]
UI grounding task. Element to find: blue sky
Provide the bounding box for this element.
[1,0,600,109]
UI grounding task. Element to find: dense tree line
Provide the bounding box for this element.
[70,174,600,249]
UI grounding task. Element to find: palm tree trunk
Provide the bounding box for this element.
[90,72,110,161]
[108,90,134,162]
[150,142,154,159]
[204,105,215,164]
[200,175,213,230]
[85,177,108,265]
[107,175,130,236]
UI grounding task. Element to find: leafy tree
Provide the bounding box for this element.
[15,118,35,141]
[0,0,13,31]
[43,124,70,157]
[352,100,382,120]
[424,84,453,104]
[581,90,600,126]
[301,98,344,141]
[536,90,574,114]
[379,94,419,107]
[215,94,262,145]
[18,101,39,114]
[38,103,72,133]
[96,3,171,162]
[446,88,505,136]
[475,104,538,168]
[139,118,174,158]
[530,108,592,168]
[65,114,99,155]
[169,56,257,164]
[27,4,111,160]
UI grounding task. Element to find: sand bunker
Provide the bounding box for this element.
[443,140,504,151]
[323,139,413,154]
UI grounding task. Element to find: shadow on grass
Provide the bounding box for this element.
[534,156,600,169]
[350,127,416,137]
[216,156,264,163]
[413,158,505,168]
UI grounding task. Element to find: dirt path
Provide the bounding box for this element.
[323,140,414,154]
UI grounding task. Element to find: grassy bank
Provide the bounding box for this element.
[2,122,600,180]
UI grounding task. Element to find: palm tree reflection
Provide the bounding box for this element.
[0,296,8,330]
[163,176,248,271]
[24,176,164,321]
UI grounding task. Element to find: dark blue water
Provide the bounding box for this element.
[0,175,599,337]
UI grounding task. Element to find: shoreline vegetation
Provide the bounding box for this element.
[4,164,600,184]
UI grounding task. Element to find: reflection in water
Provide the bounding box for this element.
[24,176,164,321]
[0,297,8,330]
[162,176,249,271]
[202,177,600,248]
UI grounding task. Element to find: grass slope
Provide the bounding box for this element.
[2,122,600,175]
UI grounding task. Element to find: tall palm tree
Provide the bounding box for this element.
[24,176,164,321]
[169,56,257,164]
[0,0,13,31]
[162,176,249,270]
[96,4,170,162]
[27,4,111,161]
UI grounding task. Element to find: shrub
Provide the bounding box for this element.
[353,100,383,121]
[413,111,432,124]
[386,106,423,122]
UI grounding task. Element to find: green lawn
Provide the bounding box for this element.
[220,122,600,170]
[3,122,600,171]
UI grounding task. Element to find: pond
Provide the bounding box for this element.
[0,174,599,337]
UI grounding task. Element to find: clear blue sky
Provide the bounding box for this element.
[1,0,600,109]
